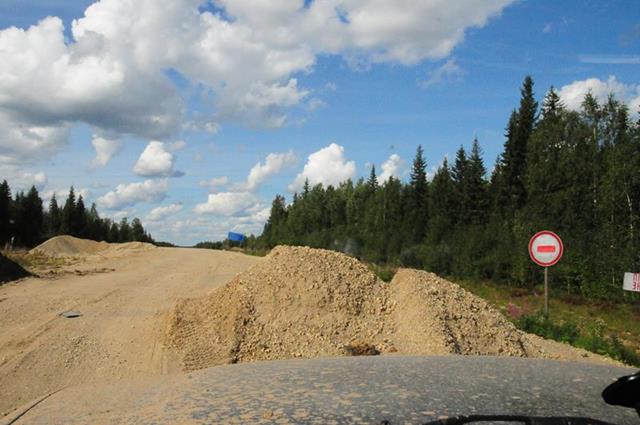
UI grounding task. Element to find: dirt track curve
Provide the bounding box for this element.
[0,247,259,416]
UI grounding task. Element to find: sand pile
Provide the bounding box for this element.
[31,235,110,257]
[167,246,552,371]
[30,235,155,258]
[0,252,31,283]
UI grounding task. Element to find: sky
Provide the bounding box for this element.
[0,0,639,245]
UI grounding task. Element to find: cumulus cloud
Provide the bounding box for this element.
[199,176,229,192]
[133,141,184,177]
[558,76,640,114]
[91,135,121,167]
[289,143,356,191]
[245,150,296,191]
[194,191,259,215]
[97,179,168,209]
[379,153,407,182]
[0,166,48,191]
[147,203,183,221]
[0,0,514,163]
[419,58,464,89]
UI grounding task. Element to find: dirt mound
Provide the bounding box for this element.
[30,235,110,257]
[168,246,580,371]
[30,236,155,258]
[168,246,393,370]
[0,252,31,283]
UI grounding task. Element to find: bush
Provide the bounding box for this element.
[518,312,640,366]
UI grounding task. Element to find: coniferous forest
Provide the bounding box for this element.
[0,184,154,248]
[251,76,640,301]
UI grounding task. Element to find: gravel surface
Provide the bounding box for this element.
[5,356,637,424]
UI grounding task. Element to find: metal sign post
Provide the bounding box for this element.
[528,230,564,316]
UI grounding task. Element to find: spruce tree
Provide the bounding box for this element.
[75,195,87,237]
[48,194,61,236]
[407,145,428,243]
[0,180,11,245]
[61,187,76,235]
[467,138,489,225]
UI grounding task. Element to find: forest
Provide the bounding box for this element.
[0,184,154,248]
[251,76,640,302]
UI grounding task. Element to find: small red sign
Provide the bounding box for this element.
[529,231,563,267]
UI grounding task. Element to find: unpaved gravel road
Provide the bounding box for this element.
[0,247,259,416]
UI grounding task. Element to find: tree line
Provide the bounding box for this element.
[0,184,154,248]
[251,76,640,301]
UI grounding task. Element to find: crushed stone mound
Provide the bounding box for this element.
[0,252,31,283]
[30,235,155,257]
[167,245,554,371]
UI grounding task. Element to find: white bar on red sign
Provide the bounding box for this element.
[622,272,640,292]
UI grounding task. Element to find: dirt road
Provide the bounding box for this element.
[0,247,259,416]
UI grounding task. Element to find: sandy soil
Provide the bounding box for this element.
[168,246,620,372]
[0,247,259,416]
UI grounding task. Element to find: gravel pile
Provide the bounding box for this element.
[30,235,154,257]
[167,245,605,371]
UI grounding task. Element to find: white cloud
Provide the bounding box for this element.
[289,143,356,191]
[199,176,229,192]
[133,141,184,177]
[379,154,407,182]
[147,203,183,221]
[0,166,48,191]
[0,112,70,165]
[0,0,514,163]
[168,140,186,151]
[42,187,90,203]
[91,135,121,167]
[419,58,464,89]
[558,76,640,113]
[194,191,259,215]
[97,179,168,209]
[245,150,296,191]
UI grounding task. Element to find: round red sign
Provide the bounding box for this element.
[528,230,563,267]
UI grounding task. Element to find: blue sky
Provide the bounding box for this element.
[0,0,638,245]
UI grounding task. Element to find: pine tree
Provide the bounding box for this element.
[61,187,76,235]
[502,75,539,211]
[75,195,87,237]
[22,186,44,246]
[452,145,468,223]
[48,194,61,236]
[406,145,428,243]
[119,218,131,242]
[467,138,489,225]
[0,180,11,245]
[367,165,378,192]
[131,218,145,241]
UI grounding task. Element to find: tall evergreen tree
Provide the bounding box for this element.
[75,194,87,237]
[0,180,11,245]
[406,145,428,243]
[48,194,61,236]
[502,75,539,211]
[61,187,76,235]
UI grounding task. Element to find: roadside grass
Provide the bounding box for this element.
[454,278,640,366]
[2,250,74,272]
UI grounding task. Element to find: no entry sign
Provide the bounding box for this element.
[529,230,563,267]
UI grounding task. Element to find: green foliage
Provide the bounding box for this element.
[366,263,396,282]
[518,312,640,366]
[249,75,640,305]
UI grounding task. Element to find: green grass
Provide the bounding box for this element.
[454,277,640,366]
[2,250,72,271]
